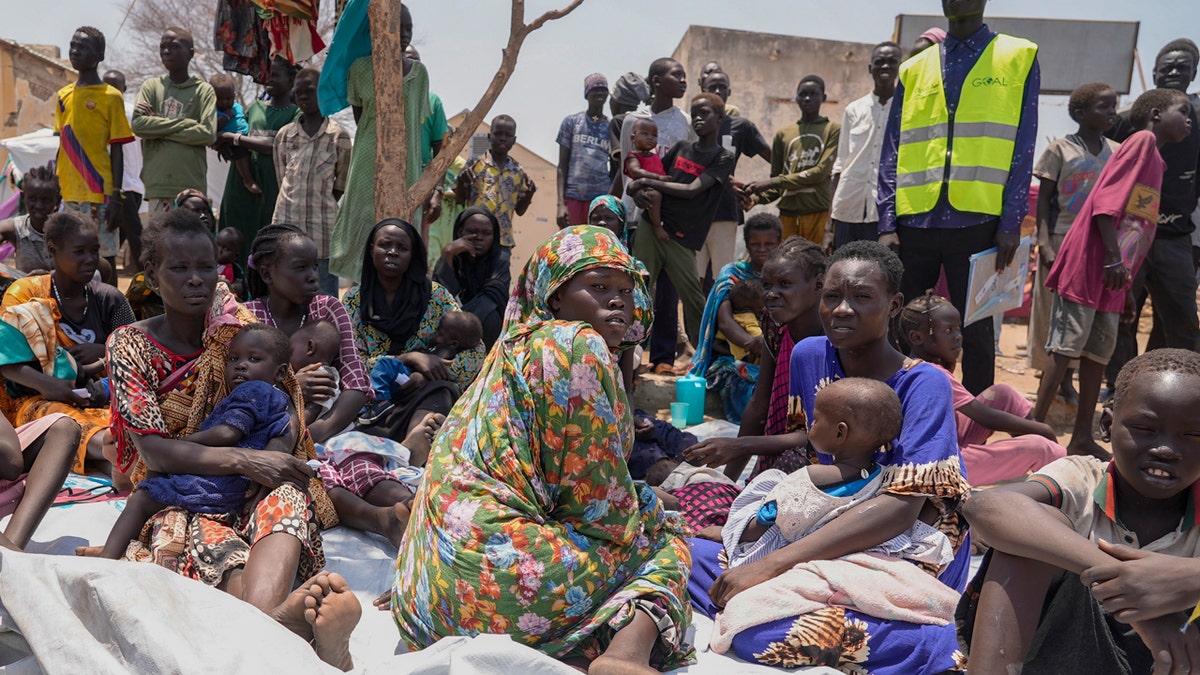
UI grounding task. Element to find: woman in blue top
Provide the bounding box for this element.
[687,240,972,673]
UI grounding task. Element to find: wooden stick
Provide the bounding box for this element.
[369,0,408,222]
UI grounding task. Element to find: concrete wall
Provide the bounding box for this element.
[672,25,878,187]
[446,113,560,283]
[0,40,74,167]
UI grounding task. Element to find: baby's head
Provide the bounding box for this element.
[209,73,237,113]
[215,227,244,266]
[1104,349,1200,501]
[631,117,659,153]
[289,319,340,371]
[226,324,292,389]
[728,278,764,316]
[808,377,902,464]
[433,311,483,358]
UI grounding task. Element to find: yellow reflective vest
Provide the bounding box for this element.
[895,34,1038,216]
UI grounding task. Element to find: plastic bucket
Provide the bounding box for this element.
[675,374,706,425]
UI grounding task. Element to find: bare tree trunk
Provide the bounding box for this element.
[392,0,585,223]
[369,0,408,222]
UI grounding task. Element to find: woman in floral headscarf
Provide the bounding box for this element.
[390,226,694,672]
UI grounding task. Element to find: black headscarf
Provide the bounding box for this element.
[360,218,431,353]
[432,206,510,311]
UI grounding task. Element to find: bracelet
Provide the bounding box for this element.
[234,133,241,147]
[1103,261,1125,270]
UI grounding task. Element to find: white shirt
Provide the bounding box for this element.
[121,100,145,195]
[829,91,891,224]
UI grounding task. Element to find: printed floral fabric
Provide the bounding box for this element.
[391,226,694,669]
[107,284,328,582]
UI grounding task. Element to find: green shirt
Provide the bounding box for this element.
[760,115,841,216]
[132,75,217,200]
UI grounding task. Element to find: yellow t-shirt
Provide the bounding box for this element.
[54,83,135,203]
[718,311,763,361]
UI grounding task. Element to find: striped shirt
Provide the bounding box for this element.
[272,117,352,258]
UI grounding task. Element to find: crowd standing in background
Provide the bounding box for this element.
[2,0,1200,673]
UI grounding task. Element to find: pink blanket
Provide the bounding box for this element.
[709,551,961,654]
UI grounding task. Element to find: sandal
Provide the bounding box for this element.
[652,363,676,376]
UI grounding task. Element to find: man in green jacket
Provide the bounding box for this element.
[132,27,217,213]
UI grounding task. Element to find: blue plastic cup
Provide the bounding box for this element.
[670,402,690,429]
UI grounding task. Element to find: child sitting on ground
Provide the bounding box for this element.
[82,324,297,559]
[1034,87,1193,460]
[723,376,952,568]
[210,73,260,195]
[958,348,1200,674]
[361,311,482,421]
[215,227,246,298]
[709,377,960,654]
[624,117,669,235]
[289,319,342,426]
[902,292,1065,486]
[717,278,764,363]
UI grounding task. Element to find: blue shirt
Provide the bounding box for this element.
[217,101,249,135]
[878,25,1040,235]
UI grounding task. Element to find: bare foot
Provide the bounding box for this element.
[402,413,445,467]
[268,572,327,641]
[1066,438,1112,462]
[381,502,409,549]
[75,545,104,557]
[304,571,361,671]
[588,655,658,675]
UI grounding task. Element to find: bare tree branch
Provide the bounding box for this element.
[394,0,586,222]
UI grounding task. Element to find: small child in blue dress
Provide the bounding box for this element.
[86,324,297,559]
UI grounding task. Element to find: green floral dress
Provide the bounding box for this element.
[390,226,694,670]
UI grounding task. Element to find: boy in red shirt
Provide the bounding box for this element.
[1034,88,1193,459]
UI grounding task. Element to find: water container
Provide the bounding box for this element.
[675,374,707,425]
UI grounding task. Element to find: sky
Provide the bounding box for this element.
[7,0,1200,161]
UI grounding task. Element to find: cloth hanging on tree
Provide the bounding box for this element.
[214,0,272,84]
[253,0,326,64]
[317,0,370,115]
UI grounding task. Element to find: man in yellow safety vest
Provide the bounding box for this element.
[877,0,1039,395]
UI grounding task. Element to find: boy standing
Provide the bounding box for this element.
[1105,38,1200,389]
[101,69,146,272]
[629,93,735,350]
[56,27,133,283]
[556,73,611,227]
[828,42,901,251]
[618,58,697,375]
[132,27,217,213]
[1035,88,1193,459]
[272,67,352,297]
[699,71,770,283]
[744,75,840,245]
[455,115,535,249]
